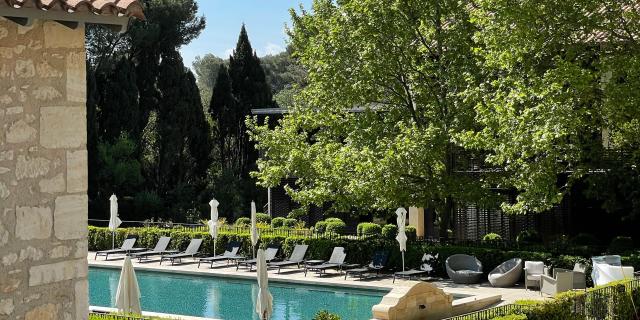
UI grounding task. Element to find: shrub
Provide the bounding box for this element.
[313,310,341,320]
[324,217,344,224]
[234,217,251,226]
[315,221,328,233]
[405,226,417,240]
[516,230,541,245]
[381,224,398,239]
[608,236,634,254]
[256,213,271,224]
[271,217,286,228]
[492,315,527,320]
[326,220,346,235]
[283,218,298,228]
[357,222,382,236]
[482,233,502,242]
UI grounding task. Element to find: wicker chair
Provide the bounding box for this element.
[541,270,574,296]
[554,263,587,290]
[524,261,548,290]
[446,254,483,284]
[488,258,523,287]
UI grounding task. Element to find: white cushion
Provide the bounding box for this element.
[525,261,544,275]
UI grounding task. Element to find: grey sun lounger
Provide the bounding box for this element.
[304,247,346,277]
[197,242,242,268]
[268,244,309,273]
[393,253,439,283]
[94,238,146,260]
[129,236,175,262]
[237,246,279,271]
[159,238,203,266]
[345,251,389,280]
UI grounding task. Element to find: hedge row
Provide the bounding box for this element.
[487,280,640,320]
[88,227,640,280]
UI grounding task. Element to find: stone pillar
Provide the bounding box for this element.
[0,19,89,320]
[408,207,425,238]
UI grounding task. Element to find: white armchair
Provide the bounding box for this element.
[541,270,574,296]
[524,261,548,290]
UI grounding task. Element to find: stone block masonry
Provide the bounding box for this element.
[0,18,89,320]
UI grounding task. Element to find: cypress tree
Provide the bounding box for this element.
[209,64,236,169]
[96,58,141,141]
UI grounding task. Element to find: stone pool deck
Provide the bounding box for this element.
[87,252,547,309]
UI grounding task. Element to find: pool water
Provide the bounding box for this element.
[89,267,388,320]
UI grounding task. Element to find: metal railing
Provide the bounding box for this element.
[445,279,640,320]
[89,313,149,320]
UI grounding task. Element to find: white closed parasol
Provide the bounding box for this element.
[115,256,141,315]
[208,198,220,257]
[255,248,273,320]
[396,207,408,272]
[109,194,122,249]
[250,201,259,258]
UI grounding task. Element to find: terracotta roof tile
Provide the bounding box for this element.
[2,0,145,20]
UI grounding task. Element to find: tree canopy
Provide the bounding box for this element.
[249,0,640,230]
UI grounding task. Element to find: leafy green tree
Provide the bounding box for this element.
[95,133,144,196]
[249,0,492,237]
[261,46,308,97]
[464,0,640,214]
[193,53,225,107]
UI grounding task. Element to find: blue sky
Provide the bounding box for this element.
[180,0,313,68]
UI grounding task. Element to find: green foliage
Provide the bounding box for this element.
[483,233,503,243]
[235,217,251,226]
[255,213,271,224]
[313,310,341,320]
[325,220,346,235]
[608,236,635,254]
[95,133,144,196]
[248,0,491,240]
[357,222,382,236]
[324,218,344,224]
[87,226,640,280]
[272,217,287,228]
[491,315,527,320]
[192,53,225,107]
[381,224,398,240]
[405,226,417,241]
[284,218,298,228]
[516,230,541,245]
[315,221,328,233]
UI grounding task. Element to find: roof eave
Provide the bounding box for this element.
[0,4,136,33]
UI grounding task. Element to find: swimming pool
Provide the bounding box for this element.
[89,267,388,320]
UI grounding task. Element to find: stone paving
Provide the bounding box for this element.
[88,251,547,307]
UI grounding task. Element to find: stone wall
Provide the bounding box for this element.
[0,18,88,320]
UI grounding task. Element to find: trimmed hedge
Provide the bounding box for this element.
[88,226,640,281]
[381,224,398,239]
[235,217,250,226]
[256,213,271,224]
[357,222,382,236]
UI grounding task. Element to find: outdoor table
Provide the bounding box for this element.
[304,260,325,266]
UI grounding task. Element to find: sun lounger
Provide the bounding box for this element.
[94,238,145,260]
[268,244,309,273]
[393,253,439,283]
[129,236,175,262]
[304,247,346,277]
[159,238,203,266]
[197,242,242,268]
[344,251,389,280]
[236,246,279,271]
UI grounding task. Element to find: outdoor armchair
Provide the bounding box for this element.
[488,258,523,287]
[524,261,548,290]
[446,254,484,284]
[541,270,574,296]
[554,263,587,290]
